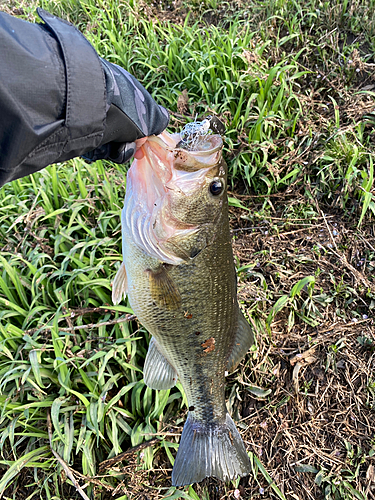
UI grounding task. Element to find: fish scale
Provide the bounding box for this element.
[112,130,254,486]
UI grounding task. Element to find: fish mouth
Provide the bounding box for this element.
[138,131,224,202]
[148,133,223,172]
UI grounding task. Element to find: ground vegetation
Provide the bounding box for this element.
[0,0,374,499]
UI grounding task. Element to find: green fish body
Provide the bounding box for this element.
[112,131,253,486]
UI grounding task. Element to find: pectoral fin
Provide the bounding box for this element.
[144,337,178,390]
[227,311,254,373]
[146,265,181,310]
[112,262,128,305]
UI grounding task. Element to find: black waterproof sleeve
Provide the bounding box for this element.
[0,9,169,187]
[0,9,107,186]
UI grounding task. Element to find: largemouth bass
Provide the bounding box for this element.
[112,127,254,486]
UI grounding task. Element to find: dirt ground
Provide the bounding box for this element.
[230,199,375,500]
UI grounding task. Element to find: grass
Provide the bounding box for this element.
[0,0,374,499]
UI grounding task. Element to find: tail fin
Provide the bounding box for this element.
[171,412,250,487]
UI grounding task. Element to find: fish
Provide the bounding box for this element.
[112,127,254,486]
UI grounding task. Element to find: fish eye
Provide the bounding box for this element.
[209,179,224,196]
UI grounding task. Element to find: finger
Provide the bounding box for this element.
[134,147,145,160]
[134,137,148,159]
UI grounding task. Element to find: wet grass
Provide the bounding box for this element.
[0,0,374,499]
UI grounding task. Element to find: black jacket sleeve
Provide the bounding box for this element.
[0,9,169,187]
[0,9,107,186]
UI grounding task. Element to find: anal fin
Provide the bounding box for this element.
[145,264,181,310]
[112,262,128,305]
[227,311,254,373]
[144,337,178,390]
